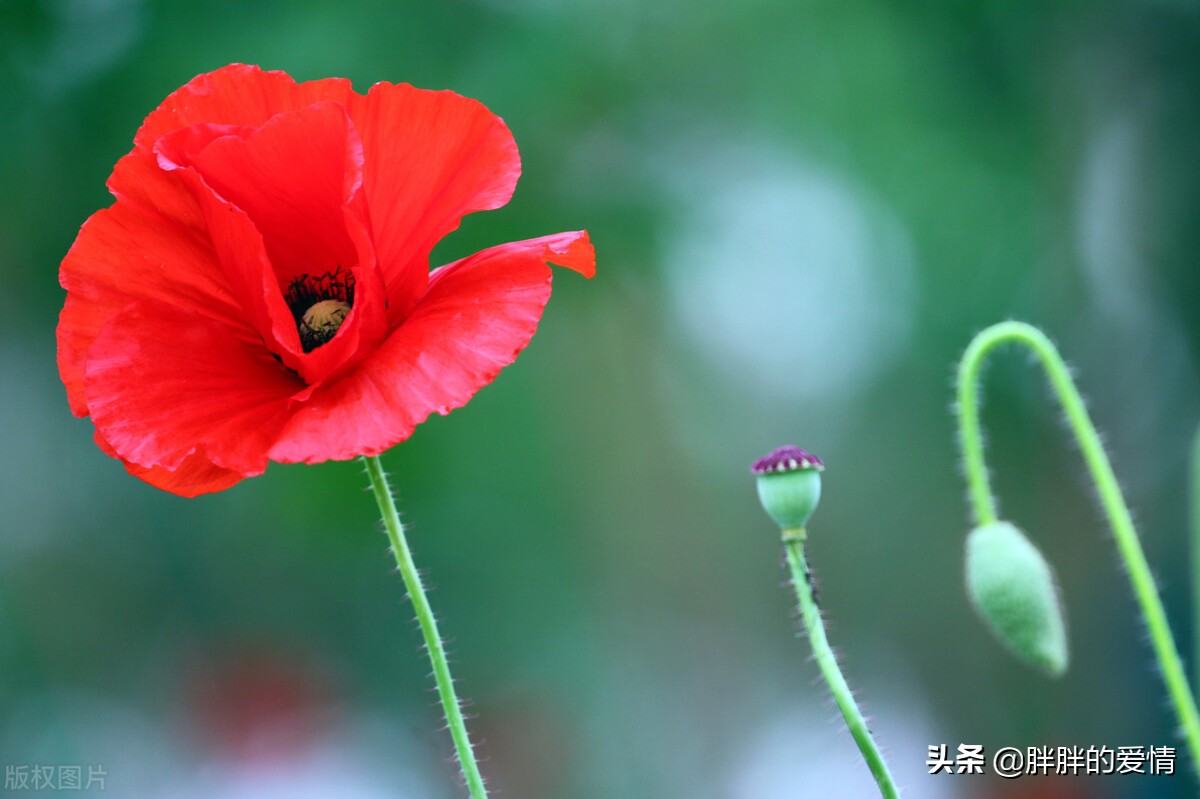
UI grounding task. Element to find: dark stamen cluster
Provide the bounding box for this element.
[285,268,356,352]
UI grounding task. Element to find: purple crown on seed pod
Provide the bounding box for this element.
[750,445,824,475]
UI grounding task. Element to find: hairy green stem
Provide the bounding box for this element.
[783,529,899,799]
[1192,427,1200,693]
[957,321,1200,771]
[363,455,488,799]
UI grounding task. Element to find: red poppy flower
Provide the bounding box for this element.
[57,64,594,497]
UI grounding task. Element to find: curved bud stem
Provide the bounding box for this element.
[363,455,489,799]
[782,528,900,799]
[956,321,1200,773]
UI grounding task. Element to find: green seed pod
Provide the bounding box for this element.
[751,446,824,530]
[965,520,1068,678]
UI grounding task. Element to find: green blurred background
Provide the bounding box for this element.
[3,0,1199,796]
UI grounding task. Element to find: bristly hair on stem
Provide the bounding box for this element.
[751,448,899,798]
[362,454,490,798]
[783,530,900,799]
[1191,426,1200,694]
[955,321,1200,778]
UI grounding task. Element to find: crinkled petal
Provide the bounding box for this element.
[177,102,363,286]
[269,230,593,463]
[134,64,359,153]
[106,145,216,232]
[356,82,521,321]
[57,184,247,417]
[155,105,388,384]
[84,300,303,477]
[157,162,301,368]
[93,429,244,497]
[61,63,594,497]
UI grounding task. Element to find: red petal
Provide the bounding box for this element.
[356,82,521,321]
[136,68,519,324]
[177,102,363,287]
[154,105,389,385]
[134,64,359,153]
[93,429,243,497]
[84,300,303,476]
[57,177,248,417]
[269,230,594,464]
[158,162,302,368]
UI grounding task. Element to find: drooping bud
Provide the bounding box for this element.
[965,520,1068,677]
[751,445,824,530]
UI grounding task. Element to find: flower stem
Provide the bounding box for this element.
[956,321,1200,771]
[782,528,899,799]
[1191,425,1200,693]
[363,455,488,799]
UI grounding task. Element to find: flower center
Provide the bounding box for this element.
[301,300,351,350]
[285,268,355,352]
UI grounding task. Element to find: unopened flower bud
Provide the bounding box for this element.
[751,445,824,530]
[965,520,1068,677]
